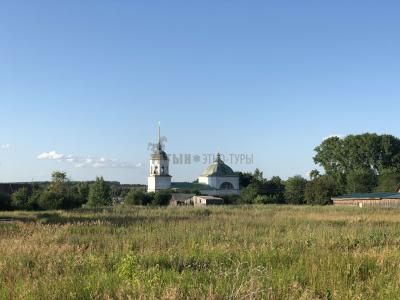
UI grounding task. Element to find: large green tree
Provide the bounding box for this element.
[346,169,378,194]
[314,134,400,176]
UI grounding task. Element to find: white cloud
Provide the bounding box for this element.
[1,144,11,149]
[323,134,345,141]
[38,150,142,169]
[38,151,65,160]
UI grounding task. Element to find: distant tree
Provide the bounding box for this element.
[235,172,254,188]
[125,189,150,206]
[346,169,378,194]
[285,175,308,204]
[72,182,90,206]
[240,174,285,204]
[11,187,30,210]
[253,168,264,182]
[266,176,285,203]
[87,177,112,207]
[305,175,339,205]
[152,191,171,206]
[375,169,400,192]
[53,171,68,181]
[38,171,78,210]
[0,192,11,210]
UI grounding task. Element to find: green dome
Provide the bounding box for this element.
[201,154,235,177]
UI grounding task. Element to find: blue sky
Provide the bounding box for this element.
[1,1,400,184]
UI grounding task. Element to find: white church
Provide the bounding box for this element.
[147,126,240,195]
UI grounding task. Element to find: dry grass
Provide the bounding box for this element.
[1,206,400,299]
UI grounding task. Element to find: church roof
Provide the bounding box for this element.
[150,123,169,160]
[201,154,236,177]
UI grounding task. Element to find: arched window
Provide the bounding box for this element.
[220,182,234,190]
[161,166,165,174]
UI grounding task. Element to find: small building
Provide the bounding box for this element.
[170,193,195,206]
[191,195,224,206]
[332,193,400,207]
[198,153,240,196]
[113,196,125,205]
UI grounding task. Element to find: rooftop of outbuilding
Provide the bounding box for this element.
[333,192,400,200]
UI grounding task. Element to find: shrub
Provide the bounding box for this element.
[125,189,150,206]
[152,191,171,206]
[38,190,77,210]
[11,187,30,210]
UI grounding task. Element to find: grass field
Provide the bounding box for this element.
[1,205,400,299]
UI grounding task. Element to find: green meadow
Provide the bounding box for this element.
[1,206,400,299]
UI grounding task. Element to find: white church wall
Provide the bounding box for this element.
[199,176,239,190]
[147,176,171,192]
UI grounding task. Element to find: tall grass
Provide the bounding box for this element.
[1,206,400,299]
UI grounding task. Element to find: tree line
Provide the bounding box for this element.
[1,133,400,209]
[0,171,171,210]
[237,133,400,205]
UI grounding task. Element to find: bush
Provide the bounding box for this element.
[254,195,269,204]
[152,191,171,206]
[220,194,240,205]
[240,183,259,204]
[11,187,30,210]
[125,189,150,206]
[38,190,78,210]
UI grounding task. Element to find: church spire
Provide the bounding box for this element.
[157,121,162,151]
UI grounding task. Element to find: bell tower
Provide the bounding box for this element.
[147,123,172,192]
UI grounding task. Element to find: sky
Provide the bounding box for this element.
[1,1,400,184]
